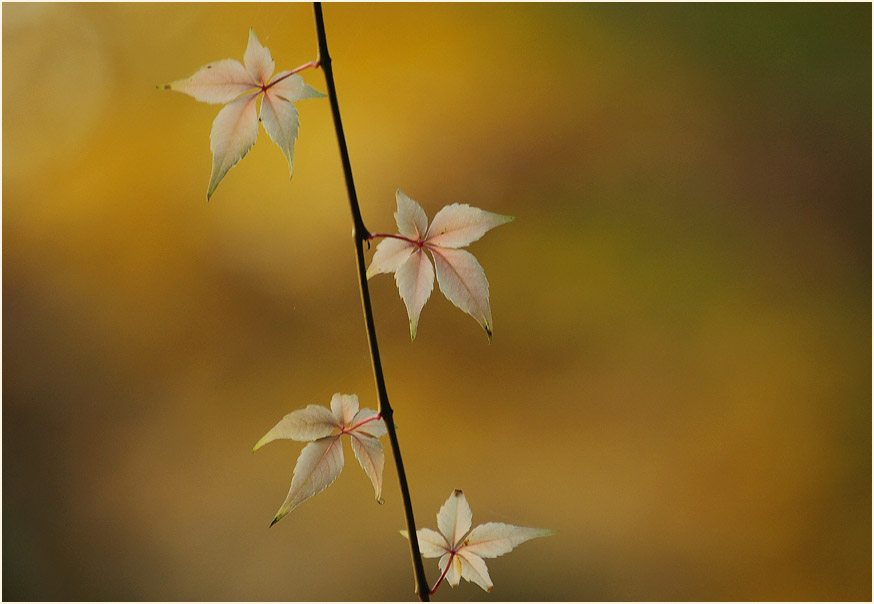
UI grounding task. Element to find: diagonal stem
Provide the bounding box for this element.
[311,3,430,601]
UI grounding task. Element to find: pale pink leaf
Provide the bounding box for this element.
[207,91,259,199]
[163,29,326,198]
[366,237,415,278]
[243,28,274,84]
[437,489,473,549]
[395,190,429,240]
[350,409,387,438]
[271,435,343,525]
[162,59,257,104]
[408,490,554,593]
[426,204,514,249]
[329,393,359,427]
[260,91,300,178]
[350,432,384,502]
[395,249,435,340]
[270,72,326,102]
[430,247,493,340]
[458,552,494,592]
[252,405,337,451]
[369,196,513,339]
[463,522,556,559]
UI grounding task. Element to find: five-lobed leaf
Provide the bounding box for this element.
[402,489,554,593]
[367,190,513,341]
[161,28,325,199]
[254,393,387,525]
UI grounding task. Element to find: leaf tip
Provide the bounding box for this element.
[270,510,287,527]
[399,530,409,538]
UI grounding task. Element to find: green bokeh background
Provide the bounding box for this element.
[3,3,870,601]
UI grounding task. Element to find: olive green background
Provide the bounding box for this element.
[3,3,870,601]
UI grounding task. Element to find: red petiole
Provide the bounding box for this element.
[429,552,455,596]
[266,59,321,91]
[339,413,382,435]
[369,232,428,250]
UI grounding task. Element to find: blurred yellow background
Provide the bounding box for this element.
[3,3,870,601]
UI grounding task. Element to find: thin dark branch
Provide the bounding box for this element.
[312,3,430,601]
[312,4,367,239]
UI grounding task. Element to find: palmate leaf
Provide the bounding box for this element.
[402,490,554,593]
[254,393,387,525]
[367,190,513,340]
[161,28,324,199]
